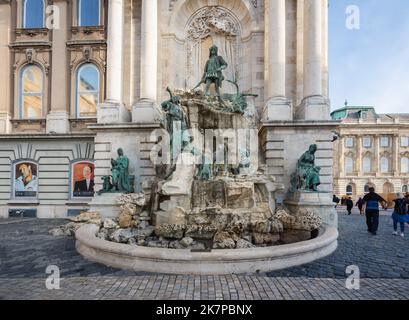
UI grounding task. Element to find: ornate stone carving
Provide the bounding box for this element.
[25,49,34,63]
[169,0,257,11]
[186,7,239,41]
[83,47,92,62]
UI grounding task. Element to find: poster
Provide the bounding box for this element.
[14,161,38,198]
[72,162,95,198]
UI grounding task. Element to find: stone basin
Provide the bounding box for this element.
[75,224,338,275]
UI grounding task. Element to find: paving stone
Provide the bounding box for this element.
[0,210,408,300]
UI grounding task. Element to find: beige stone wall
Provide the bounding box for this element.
[333,118,409,199]
[0,137,95,218]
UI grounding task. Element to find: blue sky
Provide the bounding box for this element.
[329,0,409,113]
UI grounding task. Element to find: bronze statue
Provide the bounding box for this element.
[291,144,321,192]
[99,148,134,194]
[161,87,191,160]
[194,45,228,100]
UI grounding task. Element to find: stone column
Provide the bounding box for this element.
[263,0,292,121]
[393,134,400,176]
[356,135,362,175]
[374,135,380,175]
[16,0,23,28]
[132,0,160,123]
[296,0,330,120]
[0,1,11,133]
[339,136,345,177]
[98,0,130,124]
[47,0,70,133]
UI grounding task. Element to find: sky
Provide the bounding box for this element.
[329,0,409,114]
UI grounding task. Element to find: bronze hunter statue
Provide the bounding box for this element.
[194,45,228,101]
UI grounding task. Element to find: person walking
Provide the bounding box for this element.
[362,187,387,236]
[346,197,354,215]
[356,197,364,215]
[392,193,409,237]
[333,195,340,208]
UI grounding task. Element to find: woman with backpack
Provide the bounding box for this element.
[392,193,409,238]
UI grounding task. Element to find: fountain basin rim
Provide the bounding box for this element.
[75,224,338,274]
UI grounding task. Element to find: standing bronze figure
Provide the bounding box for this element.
[194,45,228,101]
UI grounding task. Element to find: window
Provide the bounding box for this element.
[380,136,390,148]
[23,0,45,28]
[20,65,43,119]
[364,184,374,193]
[345,157,354,174]
[76,64,100,118]
[78,0,101,27]
[380,157,390,173]
[363,156,372,173]
[346,185,353,195]
[363,137,372,148]
[402,137,409,147]
[345,137,354,148]
[402,157,409,174]
[403,185,409,193]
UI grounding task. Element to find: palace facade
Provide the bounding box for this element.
[0,0,335,221]
[332,105,409,204]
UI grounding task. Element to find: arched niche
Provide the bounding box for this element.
[162,0,259,95]
[168,0,257,38]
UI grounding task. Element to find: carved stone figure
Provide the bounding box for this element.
[162,152,197,196]
[291,144,321,192]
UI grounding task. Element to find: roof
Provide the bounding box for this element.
[330,106,377,120]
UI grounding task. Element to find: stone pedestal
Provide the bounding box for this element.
[0,112,11,134]
[296,96,330,121]
[88,193,123,218]
[46,111,70,134]
[97,102,131,124]
[284,191,337,228]
[263,97,293,121]
[132,100,162,123]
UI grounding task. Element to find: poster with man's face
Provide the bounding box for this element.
[72,162,95,198]
[14,162,38,198]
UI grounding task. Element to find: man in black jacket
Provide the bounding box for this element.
[362,188,387,235]
[346,197,354,215]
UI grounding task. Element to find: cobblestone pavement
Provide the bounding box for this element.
[0,209,408,300]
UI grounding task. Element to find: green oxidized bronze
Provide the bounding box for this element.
[223,78,258,114]
[161,87,190,160]
[194,45,228,101]
[291,144,321,192]
[99,148,135,194]
[192,45,257,114]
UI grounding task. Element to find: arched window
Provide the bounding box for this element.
[380,157,390,173]
[345,157,354,174]
[78,0,101,26]
[76,64,100,118]
[346,185,353,195]
[364,183,375,193]
[363,156,372,173]
[23,0,45,28]
[401,157,409,174]
[20,65,43,119]
[403,185,409,193]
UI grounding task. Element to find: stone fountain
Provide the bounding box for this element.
[67,46,338,275]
